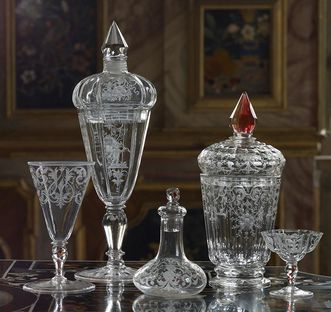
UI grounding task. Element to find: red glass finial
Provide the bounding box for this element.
[230,92,257,135]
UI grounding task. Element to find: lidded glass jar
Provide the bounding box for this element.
[198,92,285,290]
[133,188,207,298]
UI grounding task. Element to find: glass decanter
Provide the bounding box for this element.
[262,229,323,299]
[133,188,207,298]
[72,21,157,283]
[198,92,286,290]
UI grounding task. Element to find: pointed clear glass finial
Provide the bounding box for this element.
[102,21,128,57]
[230,92,257,136]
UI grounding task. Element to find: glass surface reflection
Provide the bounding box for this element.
[133,295,206,312]
[207,289,270,312]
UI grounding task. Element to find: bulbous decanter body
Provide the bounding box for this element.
[198,92,285,290]
[72,21,157,283]
[133,188,207,298]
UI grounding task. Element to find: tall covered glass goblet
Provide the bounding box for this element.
[72,21,157,282]
[24,161,95,294]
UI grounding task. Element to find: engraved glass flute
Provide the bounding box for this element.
[261,229,323,299]
[23,161,95,294]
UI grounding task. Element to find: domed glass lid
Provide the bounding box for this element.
[72,21,157,111]
[198,92,285,176]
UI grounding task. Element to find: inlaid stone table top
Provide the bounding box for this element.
[0,260,331,311]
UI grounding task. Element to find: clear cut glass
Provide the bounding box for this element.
[198,92,286,290]
[133,188,207,298]
[133,295,207,312]
[207,289,269,312]
[72,21,157,283]
[261,229,323,299]
[23,161,95,294]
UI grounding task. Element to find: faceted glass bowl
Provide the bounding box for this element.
[261,229,323,299]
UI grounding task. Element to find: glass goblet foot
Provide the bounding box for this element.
[76,209,136,283]
[23,277,95,295]
[75,262,136,283]
[269,285,313,299]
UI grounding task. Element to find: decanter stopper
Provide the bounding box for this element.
[166,187,180,203]
[133,188,207,298]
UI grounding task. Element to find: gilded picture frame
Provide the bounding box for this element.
[189,0,286,111]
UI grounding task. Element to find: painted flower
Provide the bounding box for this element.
[21,70,36,84]
[257,14,270,37]
[61,0,69,13]
[22,45,36,56]
[257,14,269,23]
[241,24,255,41]
[204,49,236,79]
[257,21,269,37]
[227,23,240,34]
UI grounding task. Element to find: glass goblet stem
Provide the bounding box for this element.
[286,262,298,287]
[52,243,68,283]
[103,206,127,269]
[52,293,65,312]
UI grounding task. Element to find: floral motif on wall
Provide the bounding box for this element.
[204,8,271,96]
[15,0,97,109]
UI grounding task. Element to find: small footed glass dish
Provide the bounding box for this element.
[261,229,323,299]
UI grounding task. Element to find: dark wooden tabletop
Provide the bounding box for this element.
[0,260,331,311]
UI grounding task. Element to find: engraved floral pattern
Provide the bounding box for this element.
[133,296,206,312]
[134,258,206,293]
[201,177,280,239]
[29,165,90,209]
[198,137,285,176]
[102,77,139,102]
[262,230,323,262]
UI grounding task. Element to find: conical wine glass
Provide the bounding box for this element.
[23,161,95,294]
[261,229,323,299]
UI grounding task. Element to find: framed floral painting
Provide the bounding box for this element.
[189,0,286,110]
[5,0,105,116]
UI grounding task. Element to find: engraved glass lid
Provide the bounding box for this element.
[198,92,285,176]
[72,21,157,111]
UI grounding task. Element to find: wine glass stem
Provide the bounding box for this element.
[103,206,127,268]
[286,261,298,287]
[52,294,64,312]
[52,243,68,281]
